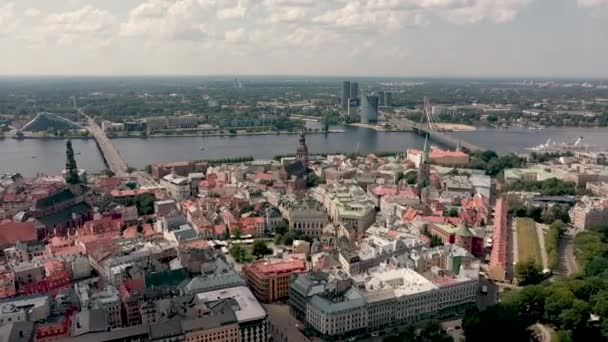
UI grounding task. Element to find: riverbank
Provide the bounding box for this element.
[349,123,413,132]
[5,129,346,140]
[434,123,477,131]
[109,129,346,138]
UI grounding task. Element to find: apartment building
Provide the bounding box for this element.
[274,194,329,238]
[312,184,376,234]
[572,196,608,229]
[243,255,307,303]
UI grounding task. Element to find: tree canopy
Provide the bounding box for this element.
[464,223,608,341]
[252,240,272,257]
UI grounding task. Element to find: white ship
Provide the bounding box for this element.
[526,137,592,152]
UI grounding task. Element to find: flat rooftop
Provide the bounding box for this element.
[196,286,266,323]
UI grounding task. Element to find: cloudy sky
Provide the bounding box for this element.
[1,0,607,77]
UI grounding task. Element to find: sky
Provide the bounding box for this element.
[0,0,607,78]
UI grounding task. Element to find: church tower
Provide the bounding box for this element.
[296,131,309,166]
[417,134,431,190]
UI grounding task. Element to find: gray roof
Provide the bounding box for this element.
[72,309,108,337]
[290,272,330,297]
[184,258,245,293]
[149,317,183,339]
[308,288,366,314]
[181,302,237,332]
[0,321,34,342]
[38,202,92,227]
[196,286,266,324]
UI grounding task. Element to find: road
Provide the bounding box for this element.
[508,216,517,282]
[78,109,128,175]
[559,231,580,276]
[265,303,312,342]
[536,223,549,270]
[478,277,499,310]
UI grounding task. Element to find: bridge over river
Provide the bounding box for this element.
[78,109,128,175]
[390,117,486,153]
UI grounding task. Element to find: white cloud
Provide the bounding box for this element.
[577,0,608,8]
[121,0,219,40]
[217,1,247,19]
[24,8,41,18]
[443,0,533,24]
[46,6,116,35]
[0,2,17,35]
[224,28,247,42]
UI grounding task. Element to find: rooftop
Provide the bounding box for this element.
[196,286,266,323]
[246,256,307,276]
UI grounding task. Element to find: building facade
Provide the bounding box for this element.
[243,256,308,303]
[360,95,379,124]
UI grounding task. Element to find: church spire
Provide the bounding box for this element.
[422,134,430,164]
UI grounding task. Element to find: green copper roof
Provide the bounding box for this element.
[455,224,473,237]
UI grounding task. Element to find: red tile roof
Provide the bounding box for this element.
[0,221,37,247]
[246,257,307,276]
[255,173,273,181]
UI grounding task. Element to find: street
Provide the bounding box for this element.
[265,303,312,342]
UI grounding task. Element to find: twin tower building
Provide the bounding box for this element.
[341,81,392,124]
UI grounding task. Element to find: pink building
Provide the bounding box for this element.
[489,198,508,282]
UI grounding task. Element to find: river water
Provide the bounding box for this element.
[1,126,608,176]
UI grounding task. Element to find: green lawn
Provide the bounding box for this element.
[517,217,543,266]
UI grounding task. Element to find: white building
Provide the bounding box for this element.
[161,172,191,200]
[0,296,51,325]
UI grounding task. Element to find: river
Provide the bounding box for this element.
[1,126,608,176]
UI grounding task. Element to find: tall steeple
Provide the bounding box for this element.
[417,134,431,191]
[422,134,430,164]
[65,139,80,184]
[296,131,309,166]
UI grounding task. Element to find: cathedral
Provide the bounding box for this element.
[279,132,309,192]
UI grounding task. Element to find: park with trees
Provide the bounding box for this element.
[463,223,608,341]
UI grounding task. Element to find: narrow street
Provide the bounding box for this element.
[559,231,580,276]
[508,217,517,281]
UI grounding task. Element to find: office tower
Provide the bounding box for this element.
[377,91,385,106]
[341,81,351,111]
[360,95,379,124]
[384,92,392,107]
[350,82,359,99]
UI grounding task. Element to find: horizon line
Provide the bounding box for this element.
[0,74,607,81]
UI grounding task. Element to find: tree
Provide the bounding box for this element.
[430,235,444,247]
[307,170,320,187]
[275,222,288,236]
[403,171,418,185]
[233,228,242,240]
[463,305,531,342]
[229,245,248,263]
[126,167,137,174]
[447,208,459,217]
[135,193,155,215]
[65,139,80,184]
[252,240,272,257]
[136,224,144,233]
[144,164,152,174]
[515,259,544,286]
[239,205,255,216]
